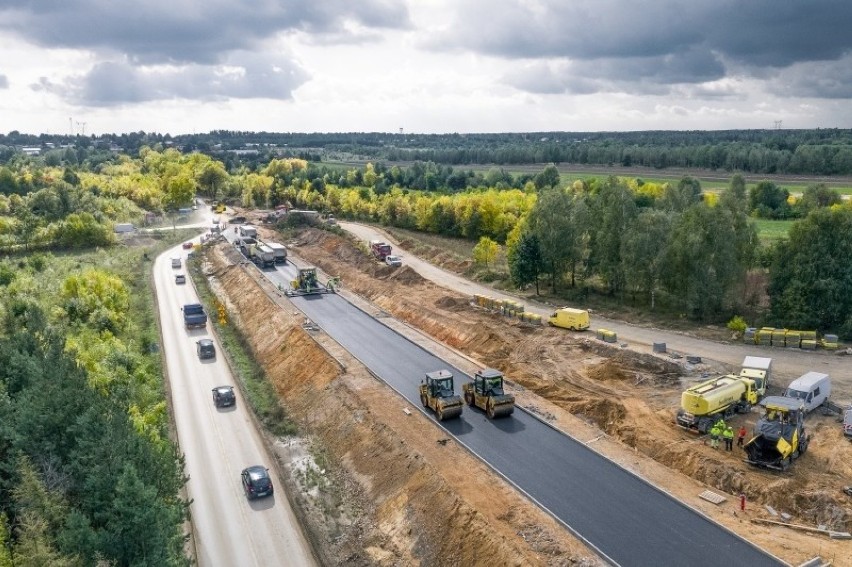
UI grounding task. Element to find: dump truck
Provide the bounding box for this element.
[285,267,336,297]
[370,240,392,261]
[247,243,275,268]
[744,396,809,471]
[463,368,515,418]
[182,303,208,329]
[548,307,590,331]
[264,242,288,264]
[676,357,772,433]
[419,370,464,421]
[238,224,258,239]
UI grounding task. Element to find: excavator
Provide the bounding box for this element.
[419,370,463,421]
[463,368,515,418]
[285,267,337,297]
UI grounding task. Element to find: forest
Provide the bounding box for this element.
[3,128,852,175]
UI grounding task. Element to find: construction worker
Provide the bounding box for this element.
[723,426,734,451]
[737,425,747,448]
[709,423,721,449]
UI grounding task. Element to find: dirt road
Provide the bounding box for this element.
[340,221,851,401]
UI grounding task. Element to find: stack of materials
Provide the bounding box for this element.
[596,328,617,343]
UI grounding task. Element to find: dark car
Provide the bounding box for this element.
[241,466,274,499]
[175,274,186,285]
[229,216,247,225]
[196,339,216,360]
[212,385,236,408]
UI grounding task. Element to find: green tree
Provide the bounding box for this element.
[533,165,560,190]
[529,187,580,290]
[621,209,670,308]
[0,514,12,567]
[508,231,543,294]
[586,178,636,294]
[749,180,791,219]
[768,207,852,335]
[162,172,196,210]
[661,204,741,319]
[472,236,499,268]
[795,183,842,216]
[196,161,229,201]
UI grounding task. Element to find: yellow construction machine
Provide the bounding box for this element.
[419,370,463,421]
[463,368,515,418]
[285,267,336,297]
[744,396,809,471]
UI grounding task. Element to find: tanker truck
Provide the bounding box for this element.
[676,357,772,433]
[676,375,763,433]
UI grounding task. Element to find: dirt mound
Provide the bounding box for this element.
[281,227,852,564]
[206,244,600,566]
[387,265,426,285]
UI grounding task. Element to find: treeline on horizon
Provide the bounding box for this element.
[3,128,852,176]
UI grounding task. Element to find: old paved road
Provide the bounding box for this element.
[251,257,784,567]
[156,242,316,567]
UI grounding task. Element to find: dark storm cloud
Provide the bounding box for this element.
[439,0,852,98]
[0,0,411,64]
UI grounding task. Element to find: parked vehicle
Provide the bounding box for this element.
[241,466,274,499]
[676,357,772,433]
[182,303,208,329]
[784,372,831,413]
[171,257,182,268]
[548,307,590,331]
[229,216,247,224]
[385,255,402,267]
[212,386,235,408]
[370,240,392,261]
[196,339,216,359]
[175,274,186,285]
[182,241,194,249]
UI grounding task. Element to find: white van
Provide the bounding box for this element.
[784,371,831,413]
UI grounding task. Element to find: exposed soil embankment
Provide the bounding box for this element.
[206,244,601,566]
[280,227,852,566]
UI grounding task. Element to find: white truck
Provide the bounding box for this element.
[739,356,772,392]
[238,224,258,239]
[264,242,288,264]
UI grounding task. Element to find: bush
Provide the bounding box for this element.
[727,315,748,337]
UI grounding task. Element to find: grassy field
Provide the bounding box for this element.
[754,219,795,241]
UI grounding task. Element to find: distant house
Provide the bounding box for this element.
[21,146,41,156]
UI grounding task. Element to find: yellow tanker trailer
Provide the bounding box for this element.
[676,375,762,433]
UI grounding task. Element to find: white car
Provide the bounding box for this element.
[385,255,402,267]
[171,257,182,268]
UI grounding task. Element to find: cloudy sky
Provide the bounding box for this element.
[1,0,851,136]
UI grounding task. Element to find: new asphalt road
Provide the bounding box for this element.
[240,251,785,567]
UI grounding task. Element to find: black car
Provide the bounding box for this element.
[241,466,274,499]
[196,339,216,360]
[212,385,235,408]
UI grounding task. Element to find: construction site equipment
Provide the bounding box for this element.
[677,375,761,432]
[677,358,771,432]
[463,368,515,418]
[370,240,392,261]
[285,267,336,297]
[548,307,590,330]
[264,242,288,264]
[247,243,275,268]
[740,356,772,390]
[744,396,809,471]
[419,370,463,421]
[238,224,258,239]
[784,372,831,413]
[596,328,617,343]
